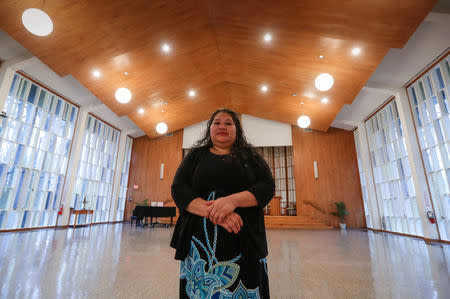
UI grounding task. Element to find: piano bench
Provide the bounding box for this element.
[130,215,139,227]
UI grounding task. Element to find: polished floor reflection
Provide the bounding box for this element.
[0,225,449,298]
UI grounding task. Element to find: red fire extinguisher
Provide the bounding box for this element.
[58,205,63,215]
[427,211,435,224]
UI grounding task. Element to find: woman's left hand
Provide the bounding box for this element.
[207,196,236,225]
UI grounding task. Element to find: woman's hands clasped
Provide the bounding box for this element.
[186,196,243,234]
[205,196,243,234]
[207,196,236,225]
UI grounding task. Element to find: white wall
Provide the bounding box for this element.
[182,120,208,149]
[241,114,292,147]
[182,114,293,148]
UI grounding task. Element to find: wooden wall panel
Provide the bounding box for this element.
[292,127,365,228]
[124,131,183,220]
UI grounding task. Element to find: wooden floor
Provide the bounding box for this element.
[0,223,449,298]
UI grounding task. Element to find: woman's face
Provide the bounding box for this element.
[210,112,237,148]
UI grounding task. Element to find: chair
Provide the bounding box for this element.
[130,209,138,226]
[131,198,149,226]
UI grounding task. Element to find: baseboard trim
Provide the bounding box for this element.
[0,221,126,233]
[367,228,449,245]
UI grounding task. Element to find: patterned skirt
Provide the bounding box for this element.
[179,195,269,298]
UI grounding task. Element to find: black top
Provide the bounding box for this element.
[170,146,275,260]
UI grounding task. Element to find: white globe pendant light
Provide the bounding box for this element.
[22,8,53,36]
[314,73,334,91]
[115,87,132,104]
[156,122,168,134]
[297,115,311,128]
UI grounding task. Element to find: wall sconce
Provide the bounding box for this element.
[313,161,318,179]
[160,163,164,180]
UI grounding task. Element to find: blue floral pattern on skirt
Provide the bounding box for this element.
[181,241,260,299]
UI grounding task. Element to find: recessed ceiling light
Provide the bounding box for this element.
[319,55,324,59]
[292,93,297,97]
[22,8,53,36]
[297,115,311,128]
[188,89,196,97]
[92,70,101,78]
[138,108,144,114]
[352,47,361,56]
[322,97,329,103]
[260,85,269,93]
[314,73,334,91]
[162,43,171,53]
[263,33,272,42]
[300,102,304,105]
[115,87,132,104]
[156,122,168,134]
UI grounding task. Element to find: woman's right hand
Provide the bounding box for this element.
[185,197,213,218]
[217,212,243,234]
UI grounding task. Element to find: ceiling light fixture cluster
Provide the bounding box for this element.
[22,12,361,134]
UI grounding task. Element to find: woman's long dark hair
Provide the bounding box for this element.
[192,108,261,163]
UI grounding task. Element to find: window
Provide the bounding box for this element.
[256,146,296,216]
[365,100,422,236]
[0,73,78,229]
[407,54,450,241]
[116,136,132,221]
[70,115,120,224]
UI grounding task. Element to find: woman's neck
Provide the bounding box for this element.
[210,145,231,155]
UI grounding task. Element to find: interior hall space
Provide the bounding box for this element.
[0,0,449,298]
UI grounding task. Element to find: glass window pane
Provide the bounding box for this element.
[365,99,422,236]
[407,54,450,241]
[71,116,119,222]
[27,84,38,104]
[0,73,79,229]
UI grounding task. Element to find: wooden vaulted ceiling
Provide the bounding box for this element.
[0,0,437,138]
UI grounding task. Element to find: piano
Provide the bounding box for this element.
[132,206,176,227]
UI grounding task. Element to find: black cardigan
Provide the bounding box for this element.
[170,146,275,260]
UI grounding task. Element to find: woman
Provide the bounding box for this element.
[170,108,275,299]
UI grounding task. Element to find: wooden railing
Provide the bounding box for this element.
[303,200,329,215]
